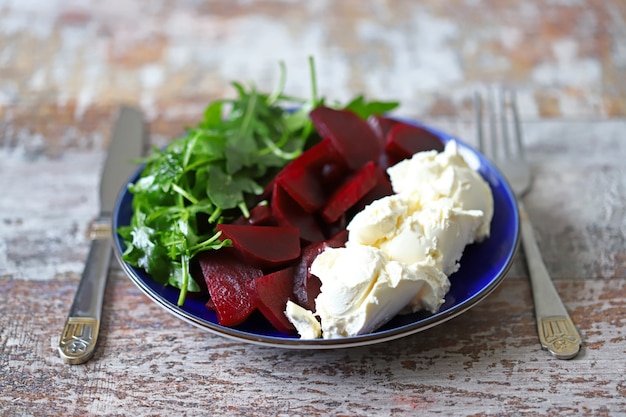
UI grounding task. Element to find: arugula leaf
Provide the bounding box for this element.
[206,165,263,210]
[344,95,399,119]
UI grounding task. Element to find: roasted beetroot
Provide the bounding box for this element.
[217,224,301,269]
[247,267,297,334]
[270,183,325,243]
[367,114,398,146]
[198,248,263,326]
[385,122,445,165]
[276,139,346,212]
[233,204,274,226]
[351,165,393,214]
[310,106,382,170]
[320,161,378,223]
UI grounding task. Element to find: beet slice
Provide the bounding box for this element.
[350,165,394,214]
[319,212,348,241]
[310,106,382,170]
[368,115,399,169]
[320,161,378,224]
[256,176,277,205]
[247,267,297,334]
[271,183,325,243]
[367,114,398,147]
[198,248,263,326]
[276,139,345,213]
[385,122,445,165]
[276,167,324,214]
[233,204,274,226]
[217,224,301,269]
[292,230,348,311]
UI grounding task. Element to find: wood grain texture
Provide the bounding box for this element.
[1,0,626,416]
[2,120,625,416]
[1,0,625,124]
[1,274,625,416]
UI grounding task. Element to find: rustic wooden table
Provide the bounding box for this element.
[1,1,625,416]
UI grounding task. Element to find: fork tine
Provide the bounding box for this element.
[473,91,485,154]
[487,87,498,159]
[499,88,512,159]
[508,89,525,159]
[475,87,521,161]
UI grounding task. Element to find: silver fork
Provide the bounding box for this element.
[475,88,582,360]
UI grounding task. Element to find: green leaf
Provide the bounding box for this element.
[206,165,262,210]
[200,101,223,128]
[344,95,399,119]
[168,260,201,294]
[121,222,171,284]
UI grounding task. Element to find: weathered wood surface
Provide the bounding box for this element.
[1,0,625,123]
[1,1,626,416]
[2,275,625,416]
[2,120,624,416]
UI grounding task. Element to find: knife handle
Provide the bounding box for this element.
[59,219,112,364]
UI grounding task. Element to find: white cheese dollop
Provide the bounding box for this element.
[284,301,321,339]
[388,141,493,240]
[285,140,494,339]
[310,245,450,338]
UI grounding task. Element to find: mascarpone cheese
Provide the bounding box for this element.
[388,141,493,239]
[285,140,494,339]
[284,301,322,339]
[310,245,450,338]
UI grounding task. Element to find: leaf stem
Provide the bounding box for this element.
[237,201,251,219]
[177,254,189,306]
[309,55,318,106]
[171,183,199,205]
[239,86,257,139]
[208,207,222,223]
[258,134,302,160]
[188,231,225,253]
[267,61,287,105]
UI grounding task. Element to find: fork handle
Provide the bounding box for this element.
[519,201,582,359]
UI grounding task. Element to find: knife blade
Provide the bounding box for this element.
[59,106,147,364]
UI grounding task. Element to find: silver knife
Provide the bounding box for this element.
[59,106,147,364]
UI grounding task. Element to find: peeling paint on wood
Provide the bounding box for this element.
[1,0,625,121]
